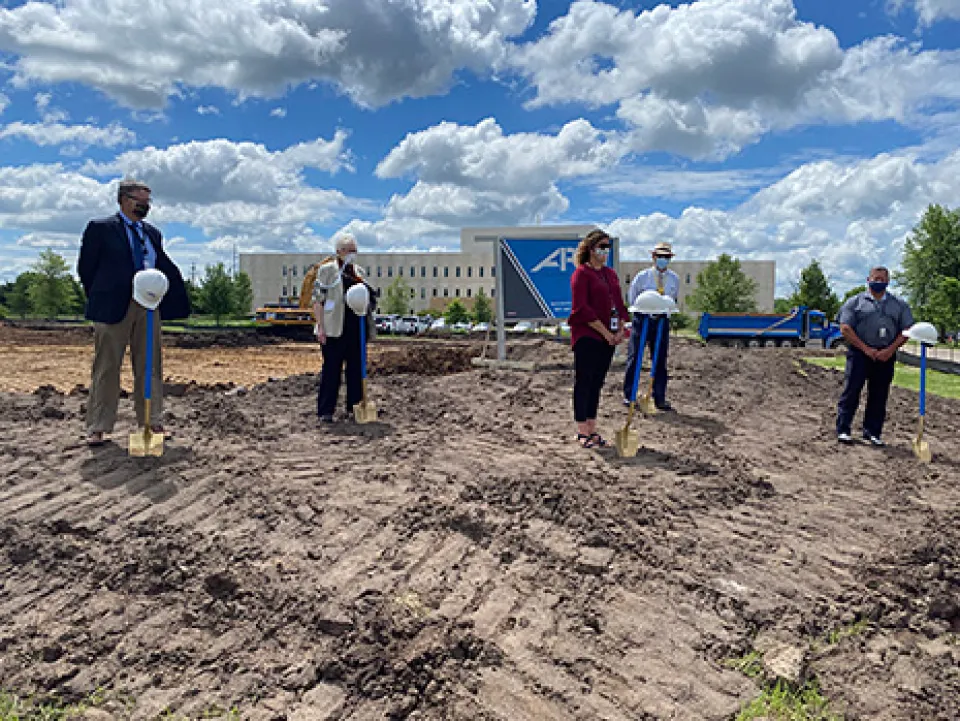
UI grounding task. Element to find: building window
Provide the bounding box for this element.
[377,266,382,278]
[388,267,393,277]
[686,274,691,284]
[456,267,461,278]
[443,288,449,297]
[467,288,472,298]
[282,286,287,296]
[411,266,415,278]
[433,288,438,297]
[491,266,496,277]
[410,288,415,299]
[282,265,287,276]
[468,267,473,278]
[292,265,297,276]
[293,285,299,297]
[398,266,403,277]
[479,267,484,278]
[491,288,495,297]
[455,288,460,297]
[421,288,426,299]
[444,267,449,278]
[433,266,438,278]
[421,266,426,277]
[304,265,311,275]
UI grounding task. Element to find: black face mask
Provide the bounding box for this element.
[132,202,150,219]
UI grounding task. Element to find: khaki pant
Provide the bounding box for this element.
[87,300,163,433]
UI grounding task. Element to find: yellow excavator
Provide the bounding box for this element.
[253,262,324,336]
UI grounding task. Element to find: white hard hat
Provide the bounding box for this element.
[903,321,938,346]
[345,283,370,316]
[659,295,678,315]
[629,289,668,314]
[132,269,169,310]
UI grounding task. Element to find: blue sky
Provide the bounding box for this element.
[0,0,959,295]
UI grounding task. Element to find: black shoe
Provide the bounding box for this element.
[318,414,334,423]
[862,431,884,447]
[655,400,674,412]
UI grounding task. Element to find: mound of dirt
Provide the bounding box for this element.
[369,345,475,376]
[166,330,287,349]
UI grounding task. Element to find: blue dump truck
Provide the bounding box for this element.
[698,306,845,348]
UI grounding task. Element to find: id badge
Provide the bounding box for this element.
[879,326,887,340]
[610,316,619,332]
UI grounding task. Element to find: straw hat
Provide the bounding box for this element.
[652,242,674,257]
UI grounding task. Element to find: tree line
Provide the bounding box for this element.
[4,205,957,334]
[379,275,493,325]
[0,250,253,326]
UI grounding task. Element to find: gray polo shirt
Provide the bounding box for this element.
[837,291,914,349]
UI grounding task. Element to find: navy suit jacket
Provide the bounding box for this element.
[77,213,191,324]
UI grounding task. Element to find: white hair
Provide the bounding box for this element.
[334,234,357,253]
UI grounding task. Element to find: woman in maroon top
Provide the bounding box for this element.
[568,229,629,448]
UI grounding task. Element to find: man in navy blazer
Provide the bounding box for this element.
[77,179,190,446]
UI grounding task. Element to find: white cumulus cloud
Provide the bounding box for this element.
[513,0,960,159]
[0,121,136,149]
[889,0,960,25]
[0,0,536,109]
[607,148,960,295]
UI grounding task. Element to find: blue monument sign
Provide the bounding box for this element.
[497,236,619,319]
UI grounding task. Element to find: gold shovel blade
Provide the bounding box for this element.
[638,393,658,416]
[129,427,164,457]
[354,400,378,424]
[913,417,932,463]
[614,427,639,458]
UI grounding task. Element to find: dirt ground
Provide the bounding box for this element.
[0,324,493,393]
[1,323,959,720]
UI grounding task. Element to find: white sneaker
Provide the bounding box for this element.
[837,432,853,444]
[862,432,885,447]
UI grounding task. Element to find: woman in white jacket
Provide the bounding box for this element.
[312,234,374,422]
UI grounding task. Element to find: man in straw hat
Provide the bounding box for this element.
[623,241,680,411]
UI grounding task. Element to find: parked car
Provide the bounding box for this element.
[509,321,533,333]
[429,318,450,333]
[397,316,421,335]
[414,316,433,334]
[452,322,472,333]
[374,315,393,334]
[471,322,490,333]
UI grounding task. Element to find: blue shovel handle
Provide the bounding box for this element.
[919,344,926,418]
[629,315,650,402]
[650,315,667,374]
[144,309,154,401]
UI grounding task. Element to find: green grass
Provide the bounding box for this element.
[0,690,103,720]
[724,650,764,678]
[0,691,242,721]
[804,357,960,399]
[736,680,843,721]
[826,619,870,645]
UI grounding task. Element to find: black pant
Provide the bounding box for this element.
[623,314,669,403]
[836,348,896,437]
[317,324,363,417]
[573,337,615,423]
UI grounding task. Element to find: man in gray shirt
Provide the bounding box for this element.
[835,266,913,446]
